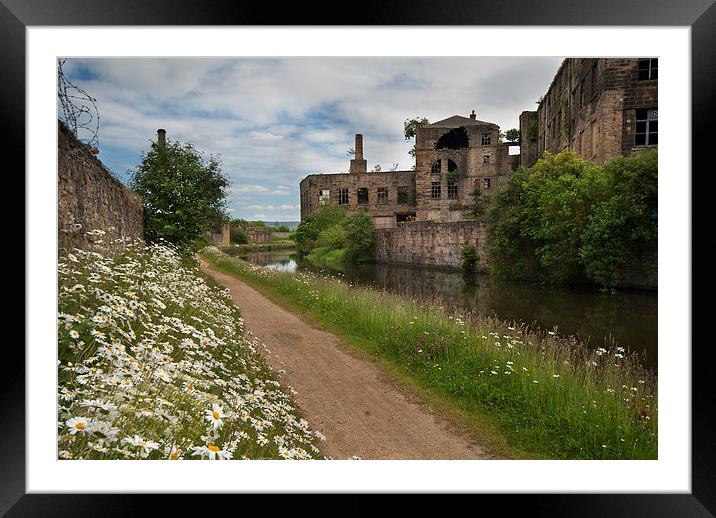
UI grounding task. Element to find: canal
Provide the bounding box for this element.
[234,250,658,370]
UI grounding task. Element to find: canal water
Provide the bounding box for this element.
[237,250,658,369]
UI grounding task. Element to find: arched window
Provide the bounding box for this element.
[436,127,469,149]
[431,160,441,175]
[447,159,458,173]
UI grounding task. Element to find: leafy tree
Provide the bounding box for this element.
[344,210,374,262]
[579,150,657,286]
[505,128,520,142]
[293,218,319,254]
[404,117,430,164]
[130,137,230,252]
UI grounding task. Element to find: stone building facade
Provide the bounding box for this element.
[299,111,517,227]
[520,58,658,168]
[299,134,417,229]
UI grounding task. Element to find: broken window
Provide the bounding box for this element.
[436,127,469,149]
[483,154,491,164]
[318,189,330,205]
[481,133,491,146]
[635,108,657,146]
[397,186,409,204]
[338,188,349,205]
[483,178,491,189]
[447,181,458,199]
[638,58,658,80]
[377,187,388,204]
[431,182,441,199]
[447,159,458,173]
[357,188,369,204]
[431,160,441,174]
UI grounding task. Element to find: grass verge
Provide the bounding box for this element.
[306,247,347,272]
[201,246,657,460]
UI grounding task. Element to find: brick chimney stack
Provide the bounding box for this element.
[469,110,476,120]
[349,133,367,174]
[157,128,166,150]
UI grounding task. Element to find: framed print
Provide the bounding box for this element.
[6,0,714,514]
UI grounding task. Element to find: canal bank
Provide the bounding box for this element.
[200,247,657,459]
[230,248,658,369]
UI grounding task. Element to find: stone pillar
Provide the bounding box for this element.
[157,129,166,150]
[350,133,367,174]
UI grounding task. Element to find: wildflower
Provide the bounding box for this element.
[205,403,225,430]
[122,435,160,458]
[191,444,232,460]
[66,417,91,434]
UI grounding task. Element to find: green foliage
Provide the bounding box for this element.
[294,203,346,255]
[293,219,319,254]
[317,223,347,250]
[485,150,658,286]
[504,128,520,142]
[231,227,249,245]
[129,138,229,252]
[460,243,479,272]
[344,210,375,262]
[311,202,346,231]
[404,116,430,160]
[272,224,291,232]
[464,186,487,219]
[580,150,658,286]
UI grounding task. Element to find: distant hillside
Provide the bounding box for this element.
[262,221,300,231]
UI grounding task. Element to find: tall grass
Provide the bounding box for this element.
[202,247,657,459]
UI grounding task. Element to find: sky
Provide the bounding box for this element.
[61,57,564,222]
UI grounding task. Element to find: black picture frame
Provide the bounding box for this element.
[6,0,713,515]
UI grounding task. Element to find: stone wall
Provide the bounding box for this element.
[58,122,144,256]
[619,250,658,291]
[374,220,487,272]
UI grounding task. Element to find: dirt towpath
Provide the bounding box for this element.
[200,259,490,460]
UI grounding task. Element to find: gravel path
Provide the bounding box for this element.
[200,259,490,460]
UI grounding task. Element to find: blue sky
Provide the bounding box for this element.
[62,57,563,221]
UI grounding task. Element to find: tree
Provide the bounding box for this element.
[579,150,658,286]
[372,163,382,172]
[344,210,374,262]
[505,128,520,142]
[294,203,346,255]
[346,147,355,158]
[464,186,487,219]
[404,117,430,165]
[130,137,230,252]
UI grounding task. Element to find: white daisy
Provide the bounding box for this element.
[205,403,225,430]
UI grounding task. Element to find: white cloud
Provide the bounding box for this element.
[66,56,564,220]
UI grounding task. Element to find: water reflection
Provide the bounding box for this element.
[238,250,657,369]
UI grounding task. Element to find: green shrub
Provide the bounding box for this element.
[231,227,249,245]
[317,223,347,250]
[344,210,374,262]
[460,243,479,272]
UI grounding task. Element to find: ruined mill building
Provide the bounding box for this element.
[299,57,657,229]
